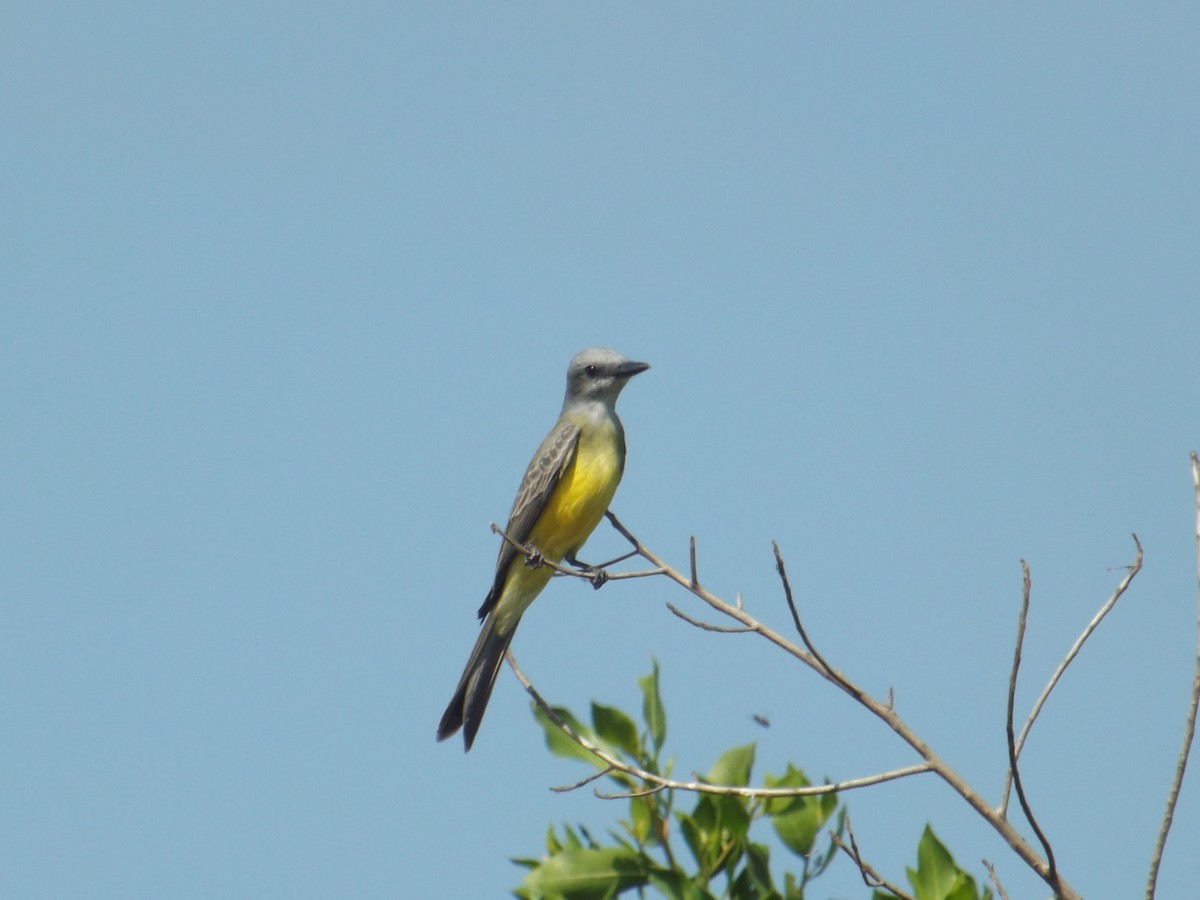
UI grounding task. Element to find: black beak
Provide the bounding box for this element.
[615,360,650,378]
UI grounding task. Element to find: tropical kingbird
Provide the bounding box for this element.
[437,347,650,751]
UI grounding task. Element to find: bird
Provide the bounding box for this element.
[437,347,650,751]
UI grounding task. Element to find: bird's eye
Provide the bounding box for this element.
[584,365,598,378]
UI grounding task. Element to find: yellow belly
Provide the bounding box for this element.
[527,430,622,561]
[492,423,623,633]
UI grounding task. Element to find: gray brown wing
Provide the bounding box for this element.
[476,419,580,620]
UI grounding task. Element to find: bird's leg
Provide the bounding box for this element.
[566,552,609,590]
[523,543,544,569]
[590,549,639,569]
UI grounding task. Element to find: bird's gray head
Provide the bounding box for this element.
[563,347,650,407]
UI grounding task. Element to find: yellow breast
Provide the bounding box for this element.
[526,421,623,561]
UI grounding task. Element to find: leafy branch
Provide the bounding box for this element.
[505,453,1200,898]
[514,662,989,900]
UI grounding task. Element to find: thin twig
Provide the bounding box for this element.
[550,766,617,794]
[1145,452,1200,899]
[1006,561,1057,884]
[1000,533,1145,814]
[508,650,932,798]
[584,568,665,581]
[666,601,754,633]
[831,816,913,899]
[490,522,662,581]
[596,783,669,800]
[983,860,1011,900]
[774,541,839,682]
[689,535,699,587]
[604,510,640,547]
[587,548,640,569]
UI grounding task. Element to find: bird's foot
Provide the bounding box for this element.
[565,553,607,589]
[523,544,544,568]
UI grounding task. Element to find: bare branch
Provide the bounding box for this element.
[595,782,669,800]
[604,509,641,548]
[774,540,840,682]
[666,601,754,633]
[1145,451,1200,899]
[507,650,931,798]
[585,548,640,569]
[831,816,913,899]
[1000,533,1145,814]
[550,766,617,794]
[601,513,1080,899]
[590,567,666,581]
[983,859,1011,900]
[1005,560,1058,883]
[490,522,662,582]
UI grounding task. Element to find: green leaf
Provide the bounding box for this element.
[592,703,641,757]
[729,867,756,900]
[762,766,836,857]
[705,743,755,788]
[647,869,717,900]
[533,703,607,769]
[562,824,584,851]
[606,829,635,853]
[686,796,724,873]
[677,811,704,869]
[682,791,751,876]
[629,794,651,844]
[637,660,667,752]
[743,842,775,894]
[721,838,744,877]
[906,825,987,900]
[762,764,810,802]
[520,846,649,900]
[714,794,752,842]
[644,869,688,900]
[690,794,716,833]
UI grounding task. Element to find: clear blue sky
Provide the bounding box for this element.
[4,4,1198,898]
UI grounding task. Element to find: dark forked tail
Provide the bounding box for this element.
[436,615,516,751]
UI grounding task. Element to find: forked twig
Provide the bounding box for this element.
[831,816,913,899]
[1000,534,1145,815]
[1005,561,1056,882]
